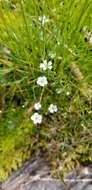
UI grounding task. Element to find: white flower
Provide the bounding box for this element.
[47,61,52,70]
[31,112,42,124]
[40,60,53,71]
[34,102,41,110]
[66,91,70,96]
[48,51,56,59]
[40,60,48,71]
[48,104,58,113]
[38,16,49,25]
[37,76,48,87]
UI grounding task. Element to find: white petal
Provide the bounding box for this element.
[48,104,58,113]
[40,63,47,70]
[47,61,52,70]
[34,102,41,110]
[31,113,42,124]
[38,16,49,25]
[40,60,48,71]
[54,105,58,112]
[37,76,48,87]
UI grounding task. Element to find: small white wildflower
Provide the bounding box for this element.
[37,76,48,87]
[66,91,70,96]
[34,102,41,110]
[47,61,52,70]
[48,104,58,113]
[48,51,56,59]
[40,60,48,71]
[40,60,53,71]
[38,16,49,25]
[31,112,42,124]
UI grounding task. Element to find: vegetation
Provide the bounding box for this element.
[0,0,92,181]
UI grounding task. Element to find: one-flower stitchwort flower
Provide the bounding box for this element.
[48,104,58,113]
[40,60,48,71]
[38,16,49,25]
[34,102,41,110]
[31,112,42,124]
[40,60,52,71]
[37,76,48,87]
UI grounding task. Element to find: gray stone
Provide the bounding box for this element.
[1,156,92,190]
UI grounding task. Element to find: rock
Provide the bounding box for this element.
[1,155,92,190]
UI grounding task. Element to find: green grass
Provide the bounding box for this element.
[0,0,92,181]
